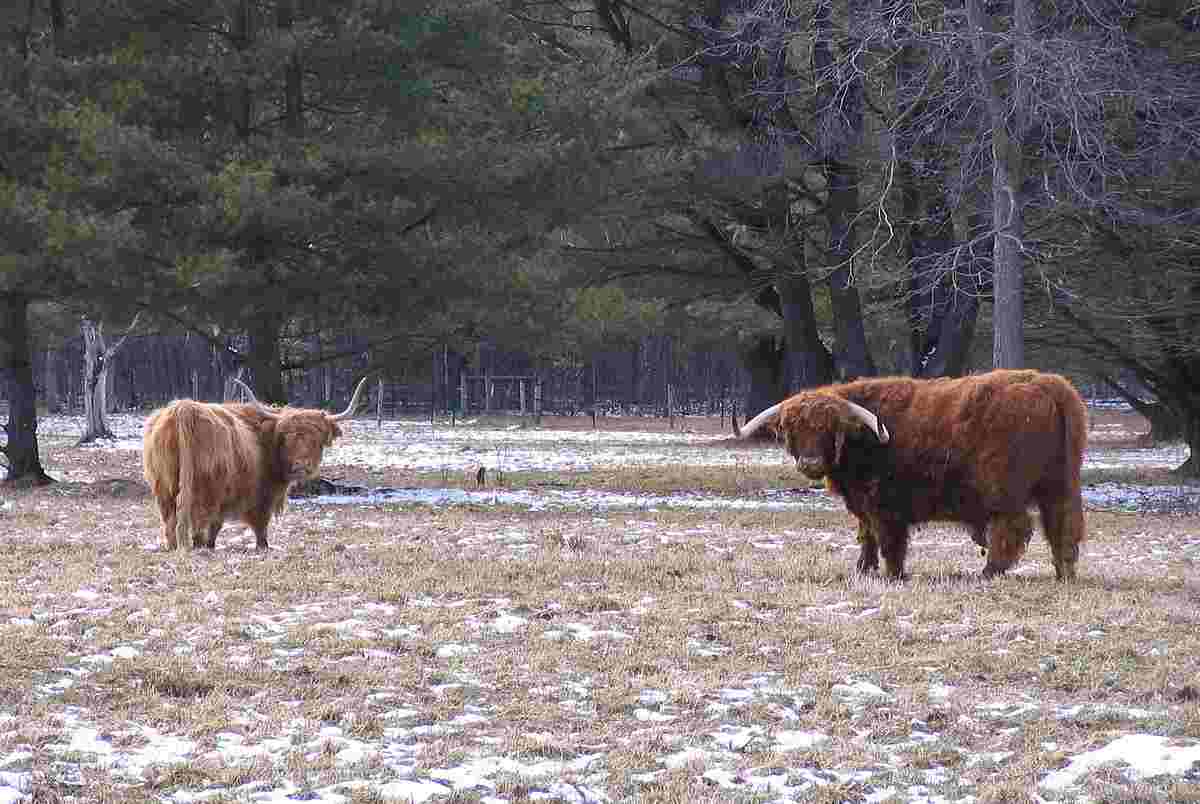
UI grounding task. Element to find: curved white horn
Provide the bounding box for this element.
[738,402,782,439]
[844,399,889,443]
[329,375,372,421]
[230,377,259,404]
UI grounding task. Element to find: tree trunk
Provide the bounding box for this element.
[827,162,874,380]
[900,150,980,375]
[989,146,1025,369]
[629,341,641,408]
[79,318,115,442]
[1106,381,1185,445]
[777,274,834,391]
[1143,404,1184,444]
[911,231,982,378]
[966,0,1031,370]
[923,287,979,378]
[765,180,834,393]
[247,313,287,404]
[231,0,254,138]
[1178,415,1200,478]
[78,313,140,444]
[815,0,874,380]
[277,0,303,136]
[591,358,598,411]
[43,347,60,412]
[106,359,118,413]
[742,335,786,421]
[0,294,53,486]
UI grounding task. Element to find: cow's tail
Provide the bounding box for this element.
[1061,381,1088,507]
[172,401,204,550]
[142,409,175,504]
[1038,374,1089,580]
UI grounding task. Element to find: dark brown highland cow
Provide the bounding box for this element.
[142,377,369,550]
[738,369,1088,580]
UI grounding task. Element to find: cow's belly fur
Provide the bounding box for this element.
[828,461,1038,576]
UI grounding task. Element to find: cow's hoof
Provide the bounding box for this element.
[1054,563,1078,582]
[981,563,1009,579]
[855,556,880,575]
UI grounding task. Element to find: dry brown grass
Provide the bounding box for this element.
[1,408,1197,800]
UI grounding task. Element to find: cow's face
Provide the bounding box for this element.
[780,400,835,480]
[276,414,341,481]
[784,425,832,480]
[780,395,865,480]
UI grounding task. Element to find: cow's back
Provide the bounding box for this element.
[838,370,1082,516]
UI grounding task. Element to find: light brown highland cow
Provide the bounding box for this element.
[142,377,369,550]
[738,369,1088,580]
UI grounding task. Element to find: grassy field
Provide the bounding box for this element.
[0,408,1198,803]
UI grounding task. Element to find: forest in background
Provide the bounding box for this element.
[2,0,1198,480]
[29,331,753,417]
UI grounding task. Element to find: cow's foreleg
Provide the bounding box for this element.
[204,522,221,549]
[877,519,911,580]
[245,511,271,550]
[1038,497,1083,582]
[854,518,880,575]
[981,511,1033,578]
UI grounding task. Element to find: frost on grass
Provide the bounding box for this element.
[2,408,1199,802]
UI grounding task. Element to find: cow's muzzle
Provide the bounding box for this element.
[796,457,827,480]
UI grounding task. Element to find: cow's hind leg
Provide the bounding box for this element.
[157,498,178,550]
[855,517,880,575]
[204,522,221,549]
[1039,496,1084,582]
[244,511,272,550]
[981,511,1033,578]
[174,509,196,552]
[177,499,219,551]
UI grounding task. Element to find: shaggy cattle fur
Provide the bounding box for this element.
[739,369,1088,580]
[142,377,369,550]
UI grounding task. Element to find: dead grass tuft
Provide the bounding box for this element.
[4,408,1199,800]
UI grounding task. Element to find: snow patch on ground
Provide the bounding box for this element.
[4,410,1199,801]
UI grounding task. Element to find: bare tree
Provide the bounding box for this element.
[734,0,1197,378]
[78,313,141,444]
[964,0,1034,368]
